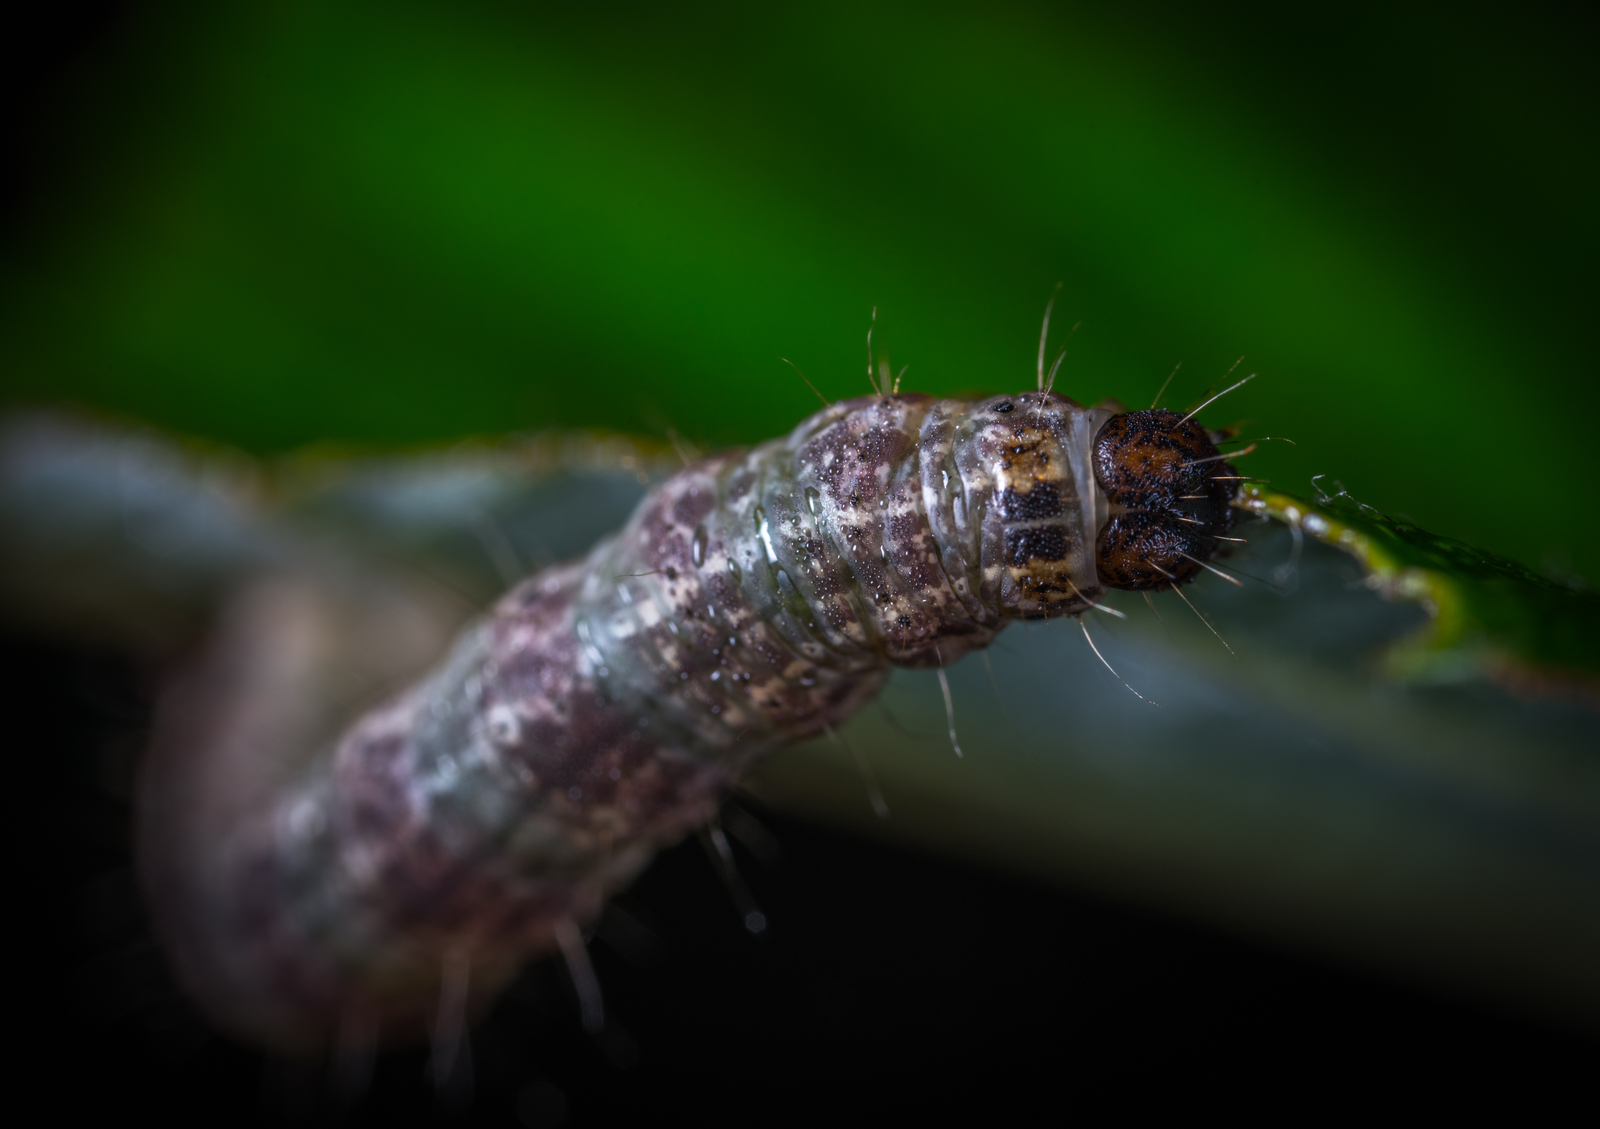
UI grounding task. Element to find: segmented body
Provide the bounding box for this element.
[139,390,1235,1050]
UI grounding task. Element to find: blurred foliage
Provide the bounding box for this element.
[3,0,1598,585]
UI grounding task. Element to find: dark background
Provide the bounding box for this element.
[8,3,1599,1122]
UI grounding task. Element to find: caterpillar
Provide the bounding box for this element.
[133,374,1241,1055]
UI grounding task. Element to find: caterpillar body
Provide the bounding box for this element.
[138,388,1238,1051]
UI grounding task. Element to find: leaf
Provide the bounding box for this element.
[5,415,1599,1022]
[1236,483,1600,695]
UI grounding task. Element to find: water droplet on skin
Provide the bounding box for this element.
[691,525,708,567]
[805,487,821,516]
[727,559,742,583]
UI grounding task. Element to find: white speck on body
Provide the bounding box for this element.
[486,704,521,746]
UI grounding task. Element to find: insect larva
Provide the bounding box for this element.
[138,387,1239,1052]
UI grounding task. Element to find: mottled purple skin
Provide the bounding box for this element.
[142,391,1114,1051]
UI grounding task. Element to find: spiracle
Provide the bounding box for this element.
[139,388,1238,1051]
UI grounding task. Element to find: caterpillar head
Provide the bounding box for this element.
[1092,409,1239,591]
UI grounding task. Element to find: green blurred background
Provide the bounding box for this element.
[4,0,1598,580]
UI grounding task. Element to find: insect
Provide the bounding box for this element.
[124,309,1249,1056]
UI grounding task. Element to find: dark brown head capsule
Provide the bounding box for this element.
[1092,408,1239,591]
[1095,511,1207,590]
[1093,409,1217,507]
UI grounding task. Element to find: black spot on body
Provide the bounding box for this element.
[1000,484,1064,521]
[1005,525,1069,566]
